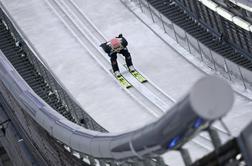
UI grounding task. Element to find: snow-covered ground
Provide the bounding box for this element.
[1,0,159,133]
[2,0,252,164]
[1,0,204,129]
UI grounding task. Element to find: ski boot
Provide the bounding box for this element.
[128,65,135,72]
[114,71,121,77]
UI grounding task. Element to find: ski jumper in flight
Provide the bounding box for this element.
[100,34,135,77]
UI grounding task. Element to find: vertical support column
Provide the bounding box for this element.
[208,127,222,149]
[238,65,247,90]
[172,23,179,43]
[209,49,217,71]
[179,148,192,166]
[159,12,167,33]
[185,32,191,53]
[146,1,155,23]
[197,40,203,61]
[223,57,232,81]
[138,0,144,13]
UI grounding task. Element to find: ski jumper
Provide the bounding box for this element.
[100,35,133,73]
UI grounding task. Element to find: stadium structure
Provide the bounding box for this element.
[0,0,252,165]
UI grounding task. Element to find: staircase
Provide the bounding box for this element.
[0,20,76,123]
[147,0,252,70]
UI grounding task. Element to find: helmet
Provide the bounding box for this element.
[110,38,121,49]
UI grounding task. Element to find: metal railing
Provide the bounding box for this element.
[123,0,252,91]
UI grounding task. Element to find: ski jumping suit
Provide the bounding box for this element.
[100,34,133,73]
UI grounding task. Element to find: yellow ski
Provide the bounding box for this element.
[123,65,147,83]
[116,75,132,89]
[110,69,132,89]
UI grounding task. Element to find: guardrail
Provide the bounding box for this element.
[175,0,252,56]
[0,48,234,163]
[124,0,252,91]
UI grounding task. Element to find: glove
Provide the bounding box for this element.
[99,43,106,47]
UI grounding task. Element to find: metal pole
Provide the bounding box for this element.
[197,39,203,61]
[208,127,222,149]
[146,1,155,23]
[223,57,232,81]
[159,12,167,33]
[172,23,179,43]
[179,148,192,166]
[138,0,144,13]
[238,65,247,90]
[209,49,217,71]
[185,32,191,53]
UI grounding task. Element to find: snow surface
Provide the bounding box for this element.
[2,0,252,164]
[1,0,158,133]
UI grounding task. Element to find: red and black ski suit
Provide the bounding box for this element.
[100,34,133,72]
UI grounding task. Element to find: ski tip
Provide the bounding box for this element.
[141,79,148,83]
[126,85,132,89]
